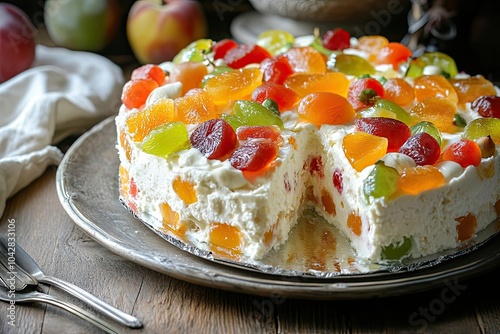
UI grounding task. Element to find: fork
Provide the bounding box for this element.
[0,262,124,334]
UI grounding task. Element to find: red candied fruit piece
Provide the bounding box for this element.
[441,139,482,168]
[333,168,343,194]
[131,64,166,85]
[121,79,158,110]
[224,44,272,69]
[355,117,411,152]
[213,39,238,60]
[347,77,385,111]
[471,96,500,119]
[376,42,412,70]
[399,132,441,166]
[251,82,299,112]
[260,55,294,85]
[190,119,237,159]
[229,138,279,172]
[309,156,324,178]
[322,28,351,51]
[236,125,282,143]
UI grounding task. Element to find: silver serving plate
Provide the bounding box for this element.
[56,117,500,299]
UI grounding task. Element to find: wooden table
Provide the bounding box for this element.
[0,153,500,334]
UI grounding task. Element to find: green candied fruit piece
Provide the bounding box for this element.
[374,99,414,125]
[256,29,294,56]
[327,53,375,77]
[173,39,213,64]
[201,66,234,88]
[406,52,458,78]
[363,161,399,203]
[309,36,334,56]
[221,114,243,131]
[410,121,443,146]
[381,237,413,261]
[141,122,190,158]
[463,118,500,144]
[233,100,284,129]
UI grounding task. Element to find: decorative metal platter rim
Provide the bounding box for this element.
[55,116,500,299]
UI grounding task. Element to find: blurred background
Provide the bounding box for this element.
[4,0,500,82]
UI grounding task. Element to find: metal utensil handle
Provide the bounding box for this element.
[40,275,142,328]
[28,292,124,334]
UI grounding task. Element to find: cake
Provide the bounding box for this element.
[116,29,500,266]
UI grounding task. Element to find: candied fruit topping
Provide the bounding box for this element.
[383,78,415,106]
[327,54,375,77]
[229,138,279,172]
[376,42,412,70]
[322,28,350,51]
[126,97,176,142]
[283,47,326,74]
[173,39,213,64]
[284,72,349,98]
[131,64,166,85]
[141,122,191,158]
[233,100,284,129]
[363,161,399,202]
[455,213,477,242]
[471,95,500,119]
[414,75,458,104]
[172,176,198,205]
[441,139,481,168]
[298,92,355,125]
[355,117,411,152]
[407,52,458,78]
[343,132,388,172]
[169,61,209,96]
[210,223,242,257]
[174,88,218,125]
[449,75,496,107]
[347,77,385,111]
[224,44,271,69]
[356,36,389,62]
[399,133,441,166]
[121,79,158,110]
[257,29,294,56]
[463,118,500,144]
[410,121,442,146]
[251,82,299,112]
[411,97,458,133]
[204,68,263,105]
[212,39,238,60]
[260,55,294,84]
[190,119,237,160]
[398,165,444,194]
[236,125,282,143]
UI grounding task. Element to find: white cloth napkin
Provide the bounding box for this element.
[0,45,124,217]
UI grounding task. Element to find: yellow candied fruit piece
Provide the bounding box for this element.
[174,88,218,125]
[209,223,242,258]
[397,166,444,195]
[126,97,176,142]
[455,212,477,242]
[342,132,388,172]
[449,75,497,108]
[414,75,458,105]
[203,67,263,105]
[172,176,198,205]
[411,97,458,133]
[119,130,132,162]
[118,165,130,199]
[284,72,349,98]
[347,212,362,236]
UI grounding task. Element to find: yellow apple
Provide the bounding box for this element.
[127,0,207,64]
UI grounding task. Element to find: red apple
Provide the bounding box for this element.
[127,0,207,64]
[0,3,36,83]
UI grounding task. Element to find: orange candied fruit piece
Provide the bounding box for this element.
[172,176,198,205]
[209,223,242,258]
[347,212,362,236]
[203,67,263,105]
[297,92,355,125]
[321,189,336,215]
[284,72,349,98]
[121,78,158,110]
[119,129,132,162]
[411,97,458,133]
[126,97,176,142]
[449,75,497,108]
[118,165,130,199]
[342,132,388,172]
[283,47,326,74]
[455,212,477,242]
[376,42,412,70]
[397,165,444,195]
[159,202,188,239]
[383,78,415,106]
[131,64,166,85]
[174,88,218,125]
[169,61,208,96]
[356,35,389,62]
[414,75,458,105]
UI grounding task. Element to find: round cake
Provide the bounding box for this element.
[116,29,500,266]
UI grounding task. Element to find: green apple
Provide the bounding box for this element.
[44,0,120,51]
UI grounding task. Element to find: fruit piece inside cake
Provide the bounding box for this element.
[116,30,500,266]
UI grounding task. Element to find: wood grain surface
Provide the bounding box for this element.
[1,168,500,334]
